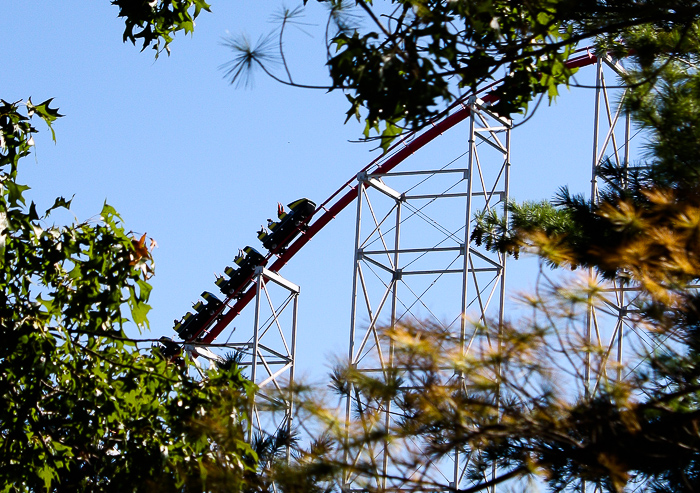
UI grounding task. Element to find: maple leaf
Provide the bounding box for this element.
[130,233,151,266]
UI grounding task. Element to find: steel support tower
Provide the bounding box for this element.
[586,55,638,397]
[190,266,299,447]
[248,266,299,442]
[344,97,512,491]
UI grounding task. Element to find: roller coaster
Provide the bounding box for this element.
[158,48,638,491]
[160,47,601,352]
[162,198,316,356]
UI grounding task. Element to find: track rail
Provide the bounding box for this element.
[193,49,599,346]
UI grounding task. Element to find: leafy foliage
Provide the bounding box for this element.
[224,0,700,150]
[0,101,257,491]
[111,0,211,56]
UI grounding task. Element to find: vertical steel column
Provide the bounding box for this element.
[462,97,477,349]
[492,121,511,493]
[381,199,401,490]
[250,273,264,441]
[454,97,477,490]
[344,180,364,490]
[585,59,605,400]
[588,55,634,397]
[287,291,298,463]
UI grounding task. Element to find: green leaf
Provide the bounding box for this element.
[136,278,153,302]
[193,0,212,17]
[26,98,63,142]
[36,463,57,491]
[5,181,30,208]
[45,195,74,215]
[379,120,402,154]
[130,298,152,329]
[28,202,39,222]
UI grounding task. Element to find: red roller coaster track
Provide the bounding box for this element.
[184,48,600,347]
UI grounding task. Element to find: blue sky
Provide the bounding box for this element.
[1,2,621,379]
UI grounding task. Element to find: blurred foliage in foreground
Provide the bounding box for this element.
[250,13,700,493]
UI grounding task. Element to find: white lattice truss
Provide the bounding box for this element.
[344,97,512,491]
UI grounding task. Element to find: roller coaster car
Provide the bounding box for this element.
[215,246,267,297]
[173,291,223,341]
[258,198,316,252]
